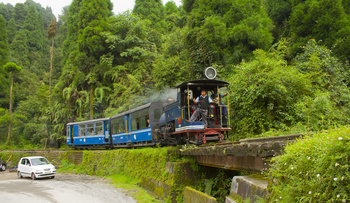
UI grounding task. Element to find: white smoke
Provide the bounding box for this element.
[143,88,177,103]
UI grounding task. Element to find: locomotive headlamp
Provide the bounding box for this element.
[204,67,217,80]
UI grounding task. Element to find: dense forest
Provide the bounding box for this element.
[0,0,350,148]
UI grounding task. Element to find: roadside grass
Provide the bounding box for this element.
[107,174,161,203]
[57,160,76,172]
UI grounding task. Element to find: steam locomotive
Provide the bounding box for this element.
[66,67,231,149]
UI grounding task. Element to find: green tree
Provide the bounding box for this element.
[10,29,29,67]
[3,62,22,145]
[289,0,350,61]
[6,18,16,44]
[165,1,178,16]
[265,0,292,40]
[164,1,183,32]
[23,6,45,54]
[0,14,9,109]
[133,0,167,34]
[46,17,58,141]
[24,0,55,29]
[0,3,13,22]
[47,17,58,107]
[12,3,27,30]
[101,13,159,113]
[152,28,190,89]
[343,0,350,13]
[78,0,112,59]
[0,14,8,66]
[77,0,112,119]
[62,0,82,62]
[16,84,49,145]
[183,0,274,76]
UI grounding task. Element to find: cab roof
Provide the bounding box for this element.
[175,79,229,88]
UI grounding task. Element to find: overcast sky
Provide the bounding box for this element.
[0,0,182,18]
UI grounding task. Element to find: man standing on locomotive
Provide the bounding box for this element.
[191,89,214,128]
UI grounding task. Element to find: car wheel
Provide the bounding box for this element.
[18,171,23,179]
[31,173,37,180]
[0,164,5,171]
[50,176,55,179]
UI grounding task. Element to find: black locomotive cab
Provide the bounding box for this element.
[177,79,230,128]
[159,79,231,145]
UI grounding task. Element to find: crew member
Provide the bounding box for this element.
[190,89,214,128]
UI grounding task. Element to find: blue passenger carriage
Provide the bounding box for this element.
[66,118,111,149]
[66,102,164,149]
[110,102,163,148]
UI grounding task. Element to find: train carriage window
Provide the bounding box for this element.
[131,118,139,131]
[131,108,149,131]
[119,120,125,133]
[79,124,85,136]
[112,119,118,134]
[112,117,125,134]
[87,123,94,136]
[95,122,103,135]
[140,116,147,129]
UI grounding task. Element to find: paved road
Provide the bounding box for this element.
[0,172,136,203]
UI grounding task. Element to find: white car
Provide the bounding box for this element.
[17,156,56,180]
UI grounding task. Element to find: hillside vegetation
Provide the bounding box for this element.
[0,0,349,147]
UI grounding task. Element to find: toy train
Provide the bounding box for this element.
[66,67,231,149]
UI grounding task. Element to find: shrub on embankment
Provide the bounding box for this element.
[269,126,350,202]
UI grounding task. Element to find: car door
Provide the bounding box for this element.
[19,158,31,177]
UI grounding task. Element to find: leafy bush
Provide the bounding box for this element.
[227,48,311,136]
[269,126,350,202]
[227,40,350,139]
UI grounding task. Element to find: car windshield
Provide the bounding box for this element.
[30,158,50,166]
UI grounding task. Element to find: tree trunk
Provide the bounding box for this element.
[7,122,11,145]
[49,37,54,107]
[90,83,94,120]
[48,37,54,140]
[7,74,13,145]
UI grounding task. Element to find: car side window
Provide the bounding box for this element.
[26,160,31,166]
[21,159,26,165]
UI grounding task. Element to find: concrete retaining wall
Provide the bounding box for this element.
[183,187,217,203]
[227,176,268,203]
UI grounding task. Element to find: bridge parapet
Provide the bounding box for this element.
[180,134,303,172]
